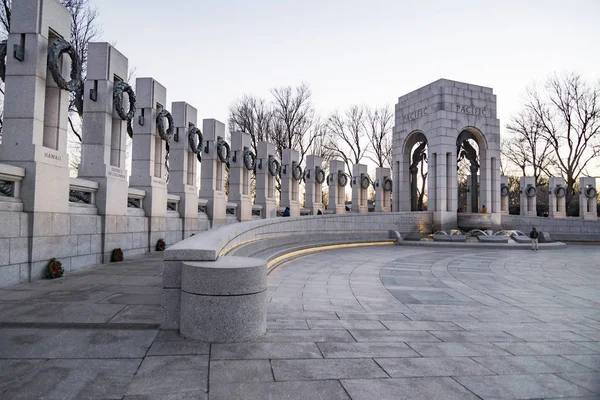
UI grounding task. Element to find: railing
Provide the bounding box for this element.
[252,204,263,218]
[225,202,238,215]
[0,163,25,199]
[127,188,146,215]
[198,198,208,214]
[69,178,98,205]
[167,194,180,213]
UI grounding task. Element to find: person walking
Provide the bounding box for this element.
[530,226,539,251]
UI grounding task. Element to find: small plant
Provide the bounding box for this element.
[46,258,64,279]
[111,248,124,262]
[156,238,166,252]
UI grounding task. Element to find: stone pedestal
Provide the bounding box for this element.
[549,177,566,219]
[168,102,199,238]
[519,176,537,217]
[0,0,72,214]
[327,160,347,214]
[375,167,391,212]
[78,42,130,261]
[229,132,252,222]
[280,149,300,217]
[579,177,597,221]
[351,164,369,213]
[305,155,324,215]
[199,119,227,228]
[255,141,277,219]
[130,77,169,249]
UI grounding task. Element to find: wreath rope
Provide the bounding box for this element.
[268,156,280,176]
[156,109,174,182]
[383,177,393,192]
[114,81,137,138]
[217,139,230,165]
[243,148,256,171]
[292,162,303,181]
[188,126,203,162]
[315,167,326,184]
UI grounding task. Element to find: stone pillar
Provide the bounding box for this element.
[255,141,277,219]
[168,102,199,238]
[519,176,537,217]
[500,176,509,215]
[327,160,347,214]
[78,42,129,261]
[375,167,391,212]
[281,148,300,217]
[548,177,566,218]
[430,149,456,232]
[229,132,252,222]
[130,77,169,249]
[470,167,479,212]
[351,164,369,213]
[0,0,71,214]
[199,119,227,228]
[305,155,324,214]
[579,177,597,221]
[410,165,418,211]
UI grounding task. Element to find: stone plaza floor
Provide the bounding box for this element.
[0,245,599,399]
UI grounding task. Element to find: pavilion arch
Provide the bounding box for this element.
[392,79,501,231]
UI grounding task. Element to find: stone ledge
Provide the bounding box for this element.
[398,241,566,250]
[181,256,266,296]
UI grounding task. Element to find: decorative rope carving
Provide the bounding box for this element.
[291,162,303,181]
[0,40,6,82]
[48,38,83,93]
[315,167,326,184]
[156,109,174,182]
[217,139,230,166]
[360,174,371,190]
[383,177,393,192]
[338,172,348,187]
[243,148,256,171]
[188,126,203,162]
[113,81,137,138]
[268,155,280,176]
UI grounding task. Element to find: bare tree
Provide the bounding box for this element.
[364,105,393,170]
[270,83,322,164]
[525,73,600,200]
[502,109,553,185]
[325,105,369,177]
[228,95,273,155]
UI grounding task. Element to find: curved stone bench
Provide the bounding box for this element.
[162,212,432,342]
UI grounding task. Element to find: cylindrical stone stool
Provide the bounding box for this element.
[180,256,267,342]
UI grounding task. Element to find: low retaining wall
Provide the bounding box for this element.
[502,215,600,241]
[162,211,432,341]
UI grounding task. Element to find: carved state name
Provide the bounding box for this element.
[402,103,489,122]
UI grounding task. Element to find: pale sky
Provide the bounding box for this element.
[95,0,600,135]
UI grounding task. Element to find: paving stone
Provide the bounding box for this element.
[108,305,161,324]
[336,312,409,320]
[454,373,596,399]
[558,372,600,394]
[146,339,209,356]
[211,342,322,360]
[0,359,141,400]
[259,328,354,342]
[0,301,125,323]
[99,293,162,305]
[272,358,388,381]
[0,328,157,358]
[318,342,420,358]
[125,356,208,398]
[429,330,523,342]
[576,342,600,353]
[375,356,495,377]
[341,377,480,400]
[350,329,441,342]
[492,341,599,356]
[209,380,350,400]
[407,342,512,357]
[0,359,45,392]
[209,360,273,383]
[307,319,387,330]
[563,355,600,371]
[381,321,463,330]
[505,330,593,342]
[267,319,309,329]
[472,355,595,374]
